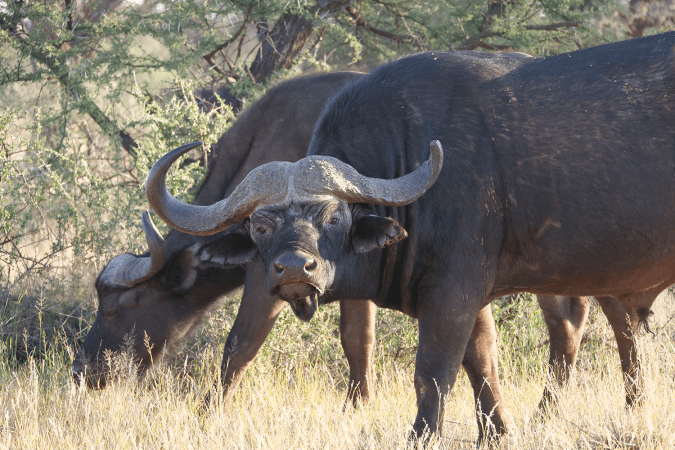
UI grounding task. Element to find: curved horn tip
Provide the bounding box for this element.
[144,141,203,192]
[141,211,165,247]
[429,140,443,167]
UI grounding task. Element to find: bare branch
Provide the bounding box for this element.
[524,21,581,31]
[202,7,251,77]
[459,21,581,50]
[345,5,422,46]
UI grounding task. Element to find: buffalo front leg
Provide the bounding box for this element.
[340,299,376,407]
[412,293,480,442]
[536,295,590,409]
[220,259,287,403]
[596,296,642,406]
[462,304,513,443]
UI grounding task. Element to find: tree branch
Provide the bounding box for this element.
[345,5,421,45]
[524,21,581,31]
[459,21,581,49]
[458,29,497,49]
[8,34,139,158]
[249,12,314,83]
[202,7,251,77]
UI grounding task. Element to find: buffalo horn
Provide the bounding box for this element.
[145,140,443,236]
[98,211,168,287]
[299,140,444,206]
[145,141,292,235]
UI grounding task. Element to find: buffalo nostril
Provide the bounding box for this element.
[304,259,317,272]
[274,252,318,278]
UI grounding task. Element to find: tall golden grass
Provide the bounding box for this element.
[1,292,674,449]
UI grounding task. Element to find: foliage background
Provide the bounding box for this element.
[2,0,673,287]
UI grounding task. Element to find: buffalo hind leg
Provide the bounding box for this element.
[462,304,513,444]
[340,299,376,408]
[536,295,590,410]
[596,296,642,406]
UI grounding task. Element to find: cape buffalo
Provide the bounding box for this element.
[145,32,674,443]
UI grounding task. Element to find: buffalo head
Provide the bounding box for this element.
[145,141,443,321]
[72,210,243,388]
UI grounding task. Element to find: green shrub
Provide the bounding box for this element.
[0,82,233,286]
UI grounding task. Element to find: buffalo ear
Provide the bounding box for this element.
[352,215,408,253]
[197,231,257,269]
[117,289,139,310]
[165,244,201,291]
[164,225,258,292]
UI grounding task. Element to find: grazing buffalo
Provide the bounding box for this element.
[145,32,675,443]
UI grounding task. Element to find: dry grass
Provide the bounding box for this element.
[0,292,674,450]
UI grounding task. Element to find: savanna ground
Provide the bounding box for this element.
[1,282,674,449]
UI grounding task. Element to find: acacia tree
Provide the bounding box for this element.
[2,0,667,156]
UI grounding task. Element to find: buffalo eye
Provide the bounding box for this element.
[255,227,267,235]
[328,217,339,226]
[103,307,119,320]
